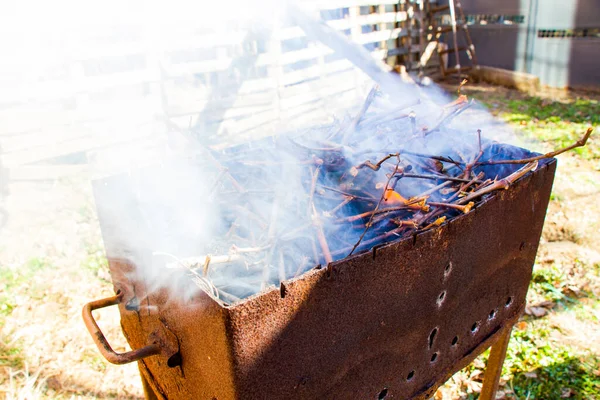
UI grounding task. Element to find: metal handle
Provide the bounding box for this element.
[82,291,161,365]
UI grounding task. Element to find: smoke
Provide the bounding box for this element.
[2,0,521,305]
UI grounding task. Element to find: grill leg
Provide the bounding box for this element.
[479,325,512,400]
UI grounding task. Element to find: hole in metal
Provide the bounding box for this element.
[505,296,513,307]
[378,388,388,399]
[436,291,446,307]
[471,322,479,334]
[519,241,526,251]
[167,352,182,368]
[444,262,452,277]
[430,352,438,363]
[428,328,438,349]
[489,309,497,320]
[451,336,458,346]
[125,296,140,312]
[406,370,415,381]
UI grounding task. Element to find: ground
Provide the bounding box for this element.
[0,83,599,399]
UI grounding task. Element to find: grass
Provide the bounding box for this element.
[530,264,575,304]
[469,89,600,160]
[456,308,600,400]
[0,259,47,317]
[0,341,24,370]
[505,322,600,399]
[0,259,50,394]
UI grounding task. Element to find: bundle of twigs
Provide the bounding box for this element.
[160,86,593,304]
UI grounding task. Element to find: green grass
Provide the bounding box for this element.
[0,258,47,317]
[83,246,109,274]
[460,320,600,400]
[0,340,24,369]
[0,259,48,370]
[472,92,600,160]
[505,323,600,399]
[530,264,575,304]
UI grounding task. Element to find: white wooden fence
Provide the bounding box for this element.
[0,1,433,180]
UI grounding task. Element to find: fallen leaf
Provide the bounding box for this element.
[515,321,528,330]
[467,380,482,393]
[525,306,548,318]
[524,371,538,379]
[470,369,484,381]
[535,300,555,308]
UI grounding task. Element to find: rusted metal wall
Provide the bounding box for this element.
[446,0,600,89]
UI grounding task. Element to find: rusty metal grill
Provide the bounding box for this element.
[85,150,556,399]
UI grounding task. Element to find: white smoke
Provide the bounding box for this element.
[1,0,519,305]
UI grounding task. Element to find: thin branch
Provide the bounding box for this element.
[458,161,538,204]
[477,127,594,165]
[347,155,402,257]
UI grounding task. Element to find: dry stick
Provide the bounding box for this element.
[318,184,377,201]
[457,79,468,96]
[418,180,453,198]
[152,251,218,298]
[312,203,333,263]
[218,290,242,304]
[261,196,282,290]
[410,111,417,136]
[307,164,322,216]
[158,253,241,269]
[421,216,447,230]
[293,256,310,278]
[325,196,353,216]
[355,152,400,171]
[400,173,483,184]
[311,237,320,266]
[280,223,313,242]
[463,129,484,179]
[288,138,342,152]
[428,201,475,214]
[391,219,418,229]
[477,127,594,165]
[338,196,429,223]
[359,111,411,128]
[306,165,333,264]
[228,204,268,230]
[458,161,539,205]
[348,156,402,257]
[449,171,486,202]
[278,250,286,285]
[424,99,474,135]
[207,169,228,199]
[341,84,379,145]
[400,150,464,166]
[230,244,272,254]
